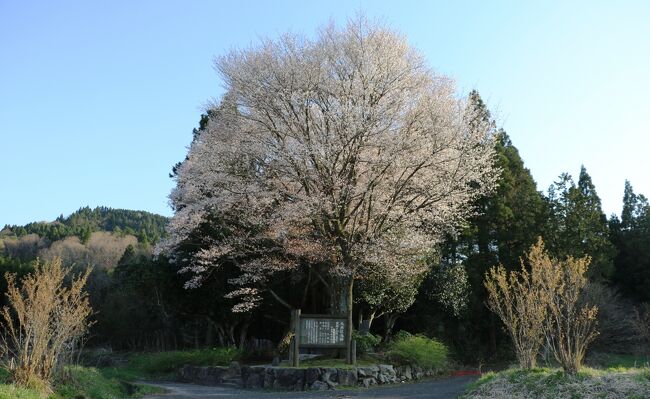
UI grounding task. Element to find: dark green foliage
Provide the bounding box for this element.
[0,256,35,308]
[170,110,215,178]
[392,330,413,342]
[92,247,178,350]
[109,348,242,378]
[93,237,270,352]
[354,332,381,355]
[545,167,615,280]
[611,181,650,302]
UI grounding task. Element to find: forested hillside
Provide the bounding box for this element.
[1,206,168,244]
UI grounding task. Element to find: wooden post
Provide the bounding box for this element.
[288,336,294,366]
[291,309,301,367]
[351,338,357,365]
[345,312,352,364]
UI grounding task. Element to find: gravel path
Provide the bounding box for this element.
[140,375,477,399]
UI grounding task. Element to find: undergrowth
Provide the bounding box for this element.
[464,367,650,399]
[101,347,242,380]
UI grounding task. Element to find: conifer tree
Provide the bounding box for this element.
[545,167,615,280]
[611,181,650,301]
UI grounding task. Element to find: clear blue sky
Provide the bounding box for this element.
[2,0,649,226]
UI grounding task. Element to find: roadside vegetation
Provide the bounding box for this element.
[0,258,162,398]
[0,364,162,399]
[388,334,449,371]
[464,366,650,399]
[471,241,650,398]
[100,347,241,380]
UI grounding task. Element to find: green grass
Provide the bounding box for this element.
[56,366,165,398]
[296,356,378,369]
[587,353,650,370]
[0,365,163,399]
[56,366,135,399]
[638,368,650,381]
[101,347,242,381]
[0,384,44,399]
[388,335,448,371]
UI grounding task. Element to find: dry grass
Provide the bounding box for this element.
[464,367,650,399]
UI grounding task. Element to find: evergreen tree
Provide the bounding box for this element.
[545,167,615,280]
[611,181,650,301]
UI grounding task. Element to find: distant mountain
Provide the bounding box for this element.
[1,206,169,244]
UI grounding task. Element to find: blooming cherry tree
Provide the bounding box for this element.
[157,17,498,359]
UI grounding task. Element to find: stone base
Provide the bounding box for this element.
[179,362,433,391]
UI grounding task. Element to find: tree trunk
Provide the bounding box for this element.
[384,313,399,342]
[328,268,354,364]
[346,276,354,364]
[238,321,250,350]
[329,275,349,315]
[367,311,376,330]
[205,317,215,347]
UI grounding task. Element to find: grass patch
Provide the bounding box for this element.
[388,335,448,371]
[0,365,161,399]
[0,384,44,399]
[56,366,132,399]
[297,356,378,369]
[464,371,497,392]
[102,347,242,380]
[587,353,650,370]
[463,367,650,399]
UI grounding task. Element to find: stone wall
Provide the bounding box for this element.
[178,363,437,391]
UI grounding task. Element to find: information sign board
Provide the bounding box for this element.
[298,314,347,348]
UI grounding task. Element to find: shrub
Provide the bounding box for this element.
[485,238,599,374]
[388,335,448,370]
[484,239,550,369]
[354,332,381,355]
[538,245,598,375]
[392,330,413,342]
[0,258,93,390]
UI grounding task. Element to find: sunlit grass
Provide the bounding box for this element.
[0,365,164,399]
[388,335,448,371]
[463,366,650,399]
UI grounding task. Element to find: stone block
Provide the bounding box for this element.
[337,369,358,386]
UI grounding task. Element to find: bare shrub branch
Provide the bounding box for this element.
[485,238,599,373]
[484,239,549,369]
[0,257,93,388]
[538,249,598,374]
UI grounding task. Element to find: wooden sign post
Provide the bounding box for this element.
[290,309,301,367]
